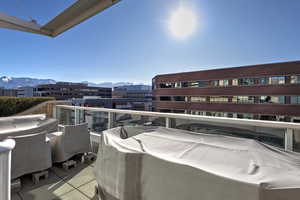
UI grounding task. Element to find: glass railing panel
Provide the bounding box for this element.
[58,108,74,125]
[294,130,300,152]
[85,111,108,133]
[171,118,285,149]
[114,113,166,127]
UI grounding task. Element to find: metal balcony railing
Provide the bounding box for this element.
[54,105,300,152]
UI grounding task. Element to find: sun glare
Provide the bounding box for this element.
[168,5,198,40]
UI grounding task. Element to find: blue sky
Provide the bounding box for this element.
[0,0,300,84]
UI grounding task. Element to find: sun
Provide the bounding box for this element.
[168,5,198,40]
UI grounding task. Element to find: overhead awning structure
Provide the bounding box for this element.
[0,0,120,37]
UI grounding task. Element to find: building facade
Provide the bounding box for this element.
[35,82,112,100]
[17,86,35,97]
[112,85,152,99]
[0,87,18,97]
[72,97,152,111]
[152,61,300,123]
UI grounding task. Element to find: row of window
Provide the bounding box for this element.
[157,75,300,89]
[158,96,300,104]
[159,109,300,123]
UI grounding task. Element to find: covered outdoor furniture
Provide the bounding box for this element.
[10,132,52,180]
[94,126,300,200]
[0,114,58,140]
[47,123,90,163]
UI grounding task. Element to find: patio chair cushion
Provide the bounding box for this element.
[10,132,52,179]
[48,123,90,163]
[0,115,58,140]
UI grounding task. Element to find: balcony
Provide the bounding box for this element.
[56,105,300,152]
[1,105,300,200]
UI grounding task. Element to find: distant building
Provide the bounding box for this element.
[111,85,152,111]
[72,96,152,111]
[0,87,17,97]
[17,86,35,97]
[153,61,300,123]
[113,85,152,99]
[35,82,112,100]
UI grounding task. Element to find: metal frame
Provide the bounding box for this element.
[0,0,120,37]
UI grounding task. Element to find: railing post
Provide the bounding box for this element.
[108,112,115,129]
[285,128,294,151]
[166,117,171,128]
[0,139,15,200]
[74,107,81,125]
[53,105,61,119]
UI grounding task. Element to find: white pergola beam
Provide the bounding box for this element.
[0,0,120,37]
[0,13,51,36]
[43,0,120,37]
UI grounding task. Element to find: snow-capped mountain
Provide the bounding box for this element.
[0,76,56,89]
[0,76,150,89]
[82,81,145,88]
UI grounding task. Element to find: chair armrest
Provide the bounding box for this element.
[58,125,65,132]
[47,131,63,139]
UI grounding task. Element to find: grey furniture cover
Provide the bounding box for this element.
[10,132,52,179]
[47,123,91,163]
[0,114,58,140]
[94,126,300,200]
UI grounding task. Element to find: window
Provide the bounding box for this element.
[259,77,269,85]
[152,78,156,90]
[269,76,285,84]
[270,96,285,104]
[191,110,206,115]
[227,113,234,118]
[238,78,255,86]
[232,96,255,104]
[219,80,229,87]
[174,82,181,88]
[181,82,189,88]
[232,79,238,86]
[243,113,253,119]
[210,80,219,87]
[291,96,300,104]
[199,81,209,87]
[209,96,229,103]
[190,80,209,88]
[260,96,271,103]
[173,96,186,101]
[160,96,171,101]
[260,96,285,104]
[160,109,171,113]
[159,83,174,88]
[190,81,198,87]
[173,110,185,114]
[291,75,300,84]
[206,112,225,117]
[190,96,206,102]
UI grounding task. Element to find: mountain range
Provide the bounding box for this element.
[0,76,149,89]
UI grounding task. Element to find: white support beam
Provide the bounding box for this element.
[0,13,51,36]
[0,0,120,37]
[43,0,121,37]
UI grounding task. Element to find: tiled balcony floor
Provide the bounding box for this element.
[12,161,97,200]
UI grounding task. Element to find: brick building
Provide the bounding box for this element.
[153,61,300,122]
